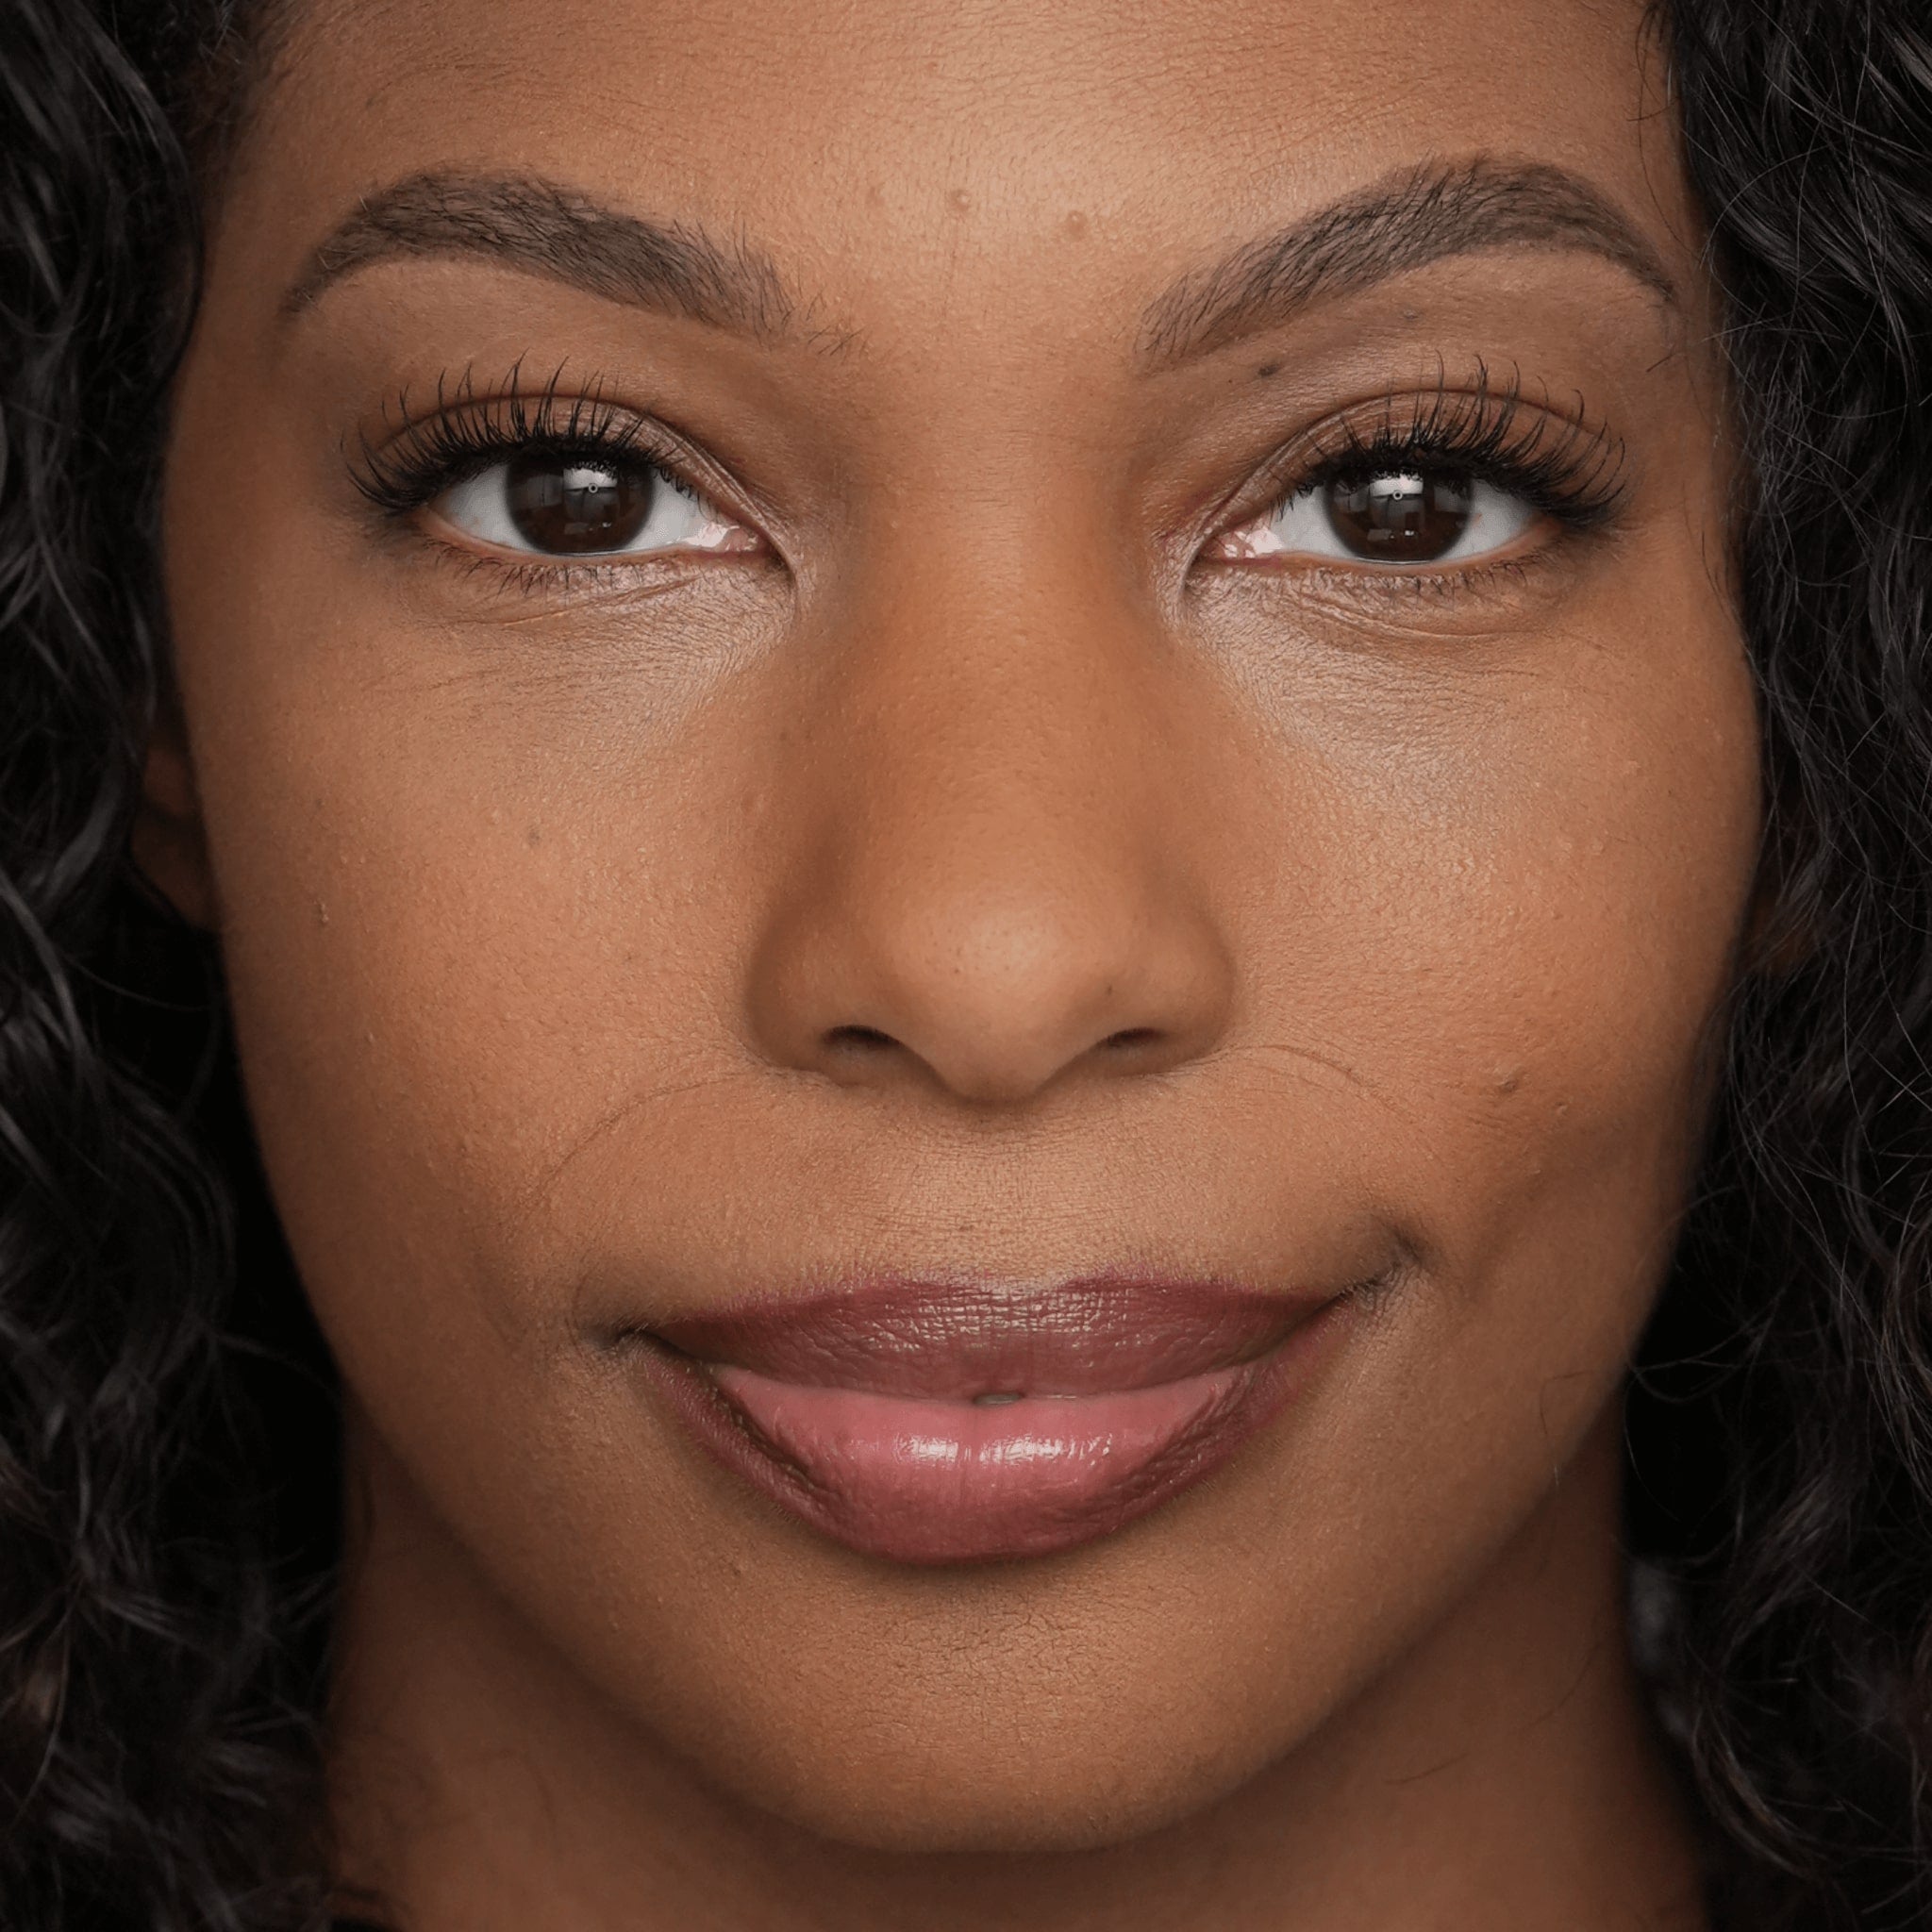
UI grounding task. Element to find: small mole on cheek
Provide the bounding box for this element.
[526,824,542,847]
[313,899,328,928]
[1256,359,1281,379]
[1064,209,1089,239]
[948,188,971,214]
[1493,1063,1524,1095]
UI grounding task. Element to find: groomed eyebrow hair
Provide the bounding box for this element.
[1137,156,1680,368]
[285,157,1674,369]
[281,170,831,344]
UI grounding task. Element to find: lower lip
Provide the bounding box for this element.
[636,1306,1342,1565]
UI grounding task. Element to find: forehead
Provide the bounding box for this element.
[237,0,1683,324]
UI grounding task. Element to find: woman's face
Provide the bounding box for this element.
[154,0,1756,1872]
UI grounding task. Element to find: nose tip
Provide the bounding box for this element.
[748,863,1234,1106]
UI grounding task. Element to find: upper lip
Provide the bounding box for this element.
[642,1276,1336,1397]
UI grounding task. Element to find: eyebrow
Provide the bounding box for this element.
[281,170,824,343]
[285,156,1676,369]
[1137,157,1680,368]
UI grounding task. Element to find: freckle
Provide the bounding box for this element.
[1064,208,1089,238]
[526,824,542,847]
[948,188,971,213]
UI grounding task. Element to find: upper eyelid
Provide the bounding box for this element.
[357,405,683,496]
[350,381,768,531]
[1206,384,1627,541]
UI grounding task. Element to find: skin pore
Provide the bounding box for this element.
[142,0,1758,1925]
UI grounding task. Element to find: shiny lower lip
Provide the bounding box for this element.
[629,1280,1346,1565]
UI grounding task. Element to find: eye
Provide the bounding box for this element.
[429,453,747,558]
[1220,468,1539,568]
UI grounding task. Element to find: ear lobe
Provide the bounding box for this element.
[131,715,218,931]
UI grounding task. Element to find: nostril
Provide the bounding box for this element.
[813,1024,911,1090]
[823,1024,901,1055]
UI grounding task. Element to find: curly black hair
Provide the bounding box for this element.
[0,0,1927,1926]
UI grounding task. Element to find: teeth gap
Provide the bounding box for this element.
[973,1391,1024,1407]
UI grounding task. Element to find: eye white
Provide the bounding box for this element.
[1228,474,1539,566]
[432,458,740,558]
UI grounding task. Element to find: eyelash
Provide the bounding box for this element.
[352,363,1626,591]
[1253,369,1627,541]
[352,367,702,531]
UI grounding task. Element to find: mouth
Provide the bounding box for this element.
[625,1278,1350,1565]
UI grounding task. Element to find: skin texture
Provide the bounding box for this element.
[143,0,1757,1924]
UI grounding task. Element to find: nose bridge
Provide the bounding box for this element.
[858,518,1151,864]
[743,506,1236,1105]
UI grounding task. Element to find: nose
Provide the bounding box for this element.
[743,549,1236,1108]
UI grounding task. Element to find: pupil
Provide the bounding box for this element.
[504,455,656,553]
[1324,470,1473,561]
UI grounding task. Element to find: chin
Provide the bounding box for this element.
[741,1762,1235,1859]
[681,1690,1265,1859]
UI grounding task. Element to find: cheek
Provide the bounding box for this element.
[1232,590,1760,1261]
[1236,589,1759,1539]
[183,661,768,1355]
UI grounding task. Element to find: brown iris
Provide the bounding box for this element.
[1324,471,1474,562]
[502,454,658,554]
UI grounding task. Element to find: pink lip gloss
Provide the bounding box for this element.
[632,1278,1345,1564]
